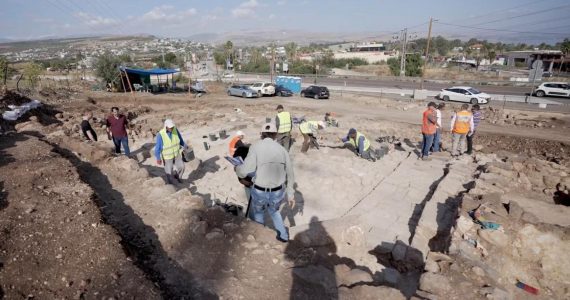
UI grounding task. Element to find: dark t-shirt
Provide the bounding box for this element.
[81,120,98,141]
[106,115,128,138]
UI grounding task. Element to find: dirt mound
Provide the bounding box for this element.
[0,133,158,299]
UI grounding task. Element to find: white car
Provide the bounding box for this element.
[534,82,570,98]
[249,82,275,96]
[438,86,491,104]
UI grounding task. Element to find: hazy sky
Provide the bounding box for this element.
[0,0,569,43]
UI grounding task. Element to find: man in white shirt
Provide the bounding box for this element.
[432,103,445,152]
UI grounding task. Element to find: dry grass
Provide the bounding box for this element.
[352,65,392,76]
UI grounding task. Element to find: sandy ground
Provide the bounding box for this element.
[1,86,569,299]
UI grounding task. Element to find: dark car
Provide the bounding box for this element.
[274,85,293,97]
[301,85,330,99]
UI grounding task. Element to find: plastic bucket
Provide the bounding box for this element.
[219,130,228,139]
[209,133,217,141]
[184,149,195,161]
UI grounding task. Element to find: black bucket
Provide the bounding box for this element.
[219,130,228,139]
[209,133,218,141]
[182,149,195,162]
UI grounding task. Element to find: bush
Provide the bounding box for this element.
[387,54,423,77]
[94,53,121,85]
[23,62,44,88]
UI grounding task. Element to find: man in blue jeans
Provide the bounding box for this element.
[236,123,296,242]
[106,107,130,156]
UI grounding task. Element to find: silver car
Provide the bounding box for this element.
[227,85,259,98]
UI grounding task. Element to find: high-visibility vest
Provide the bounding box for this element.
[228,136,240,156]
[422,109,437,134]
[453,110,472,134]
[159,128,181,160]
[277,111,292,133]
[348,132,370,152]
[299,121,319,134]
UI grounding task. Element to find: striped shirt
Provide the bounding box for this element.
[473,111,483,130]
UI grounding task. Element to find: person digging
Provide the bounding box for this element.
[341,128,391,162]
[155,119,188,184]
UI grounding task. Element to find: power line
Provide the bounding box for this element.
[446,0,553,24]
[45,0,102,34]
[437,21,569,35]
[467,4,570,27]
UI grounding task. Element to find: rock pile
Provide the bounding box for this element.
[417,153,570,299]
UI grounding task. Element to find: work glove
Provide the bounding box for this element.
[156,159,162,165]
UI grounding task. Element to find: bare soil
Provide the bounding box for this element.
[1,86,569,299]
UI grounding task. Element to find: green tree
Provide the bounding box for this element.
[387,54,423,77]
[387,57,400,76]
[23,62,44,88]
[213,51,226,66]
[164,52,177,64]
[487,50,496,64]
[1,56,10,84]
[94,53,121,85]
[560,38,570,55]
[284,42,298,61]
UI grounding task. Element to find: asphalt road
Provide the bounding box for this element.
[233,72,570,105]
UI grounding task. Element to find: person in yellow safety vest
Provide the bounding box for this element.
[341,128,378,161]
[155,119,188,184]
[275,105,293,151]
[299,120,325,153]
[450,104,474,158]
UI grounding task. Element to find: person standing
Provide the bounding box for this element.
[299,121,325,153]
[466,104,483,155]
[432,103,445,152]
[155,119,187,184]
[236,123,295,242]
[106,107,130,155]
[421,102,438,161]
[275,105,293,151]
[81,111,98,142]
[450,104,474,158]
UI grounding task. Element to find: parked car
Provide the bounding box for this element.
[437,86,490,104]
[248,82,275,96]
[300,85,330,99]
[227,85,259,98]
[534,82,570,97]
[274,84,293,97]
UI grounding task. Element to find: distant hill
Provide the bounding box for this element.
[185,30,393,46]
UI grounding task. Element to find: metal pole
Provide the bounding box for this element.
[399,29,407,77]
[528,67,538,104]
[420,18,433,89]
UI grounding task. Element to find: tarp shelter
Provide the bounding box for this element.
[120,67,178,92]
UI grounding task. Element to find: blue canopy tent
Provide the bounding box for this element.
[120,67,178,93]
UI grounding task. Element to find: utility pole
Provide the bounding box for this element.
[420,17,434,89]
[399,28,408,77]
[270,43,276,82]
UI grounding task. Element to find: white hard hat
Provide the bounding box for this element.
[318,121,326,128]
[261,123,277,133]
[164,119,175,128]
[236,130,245,137]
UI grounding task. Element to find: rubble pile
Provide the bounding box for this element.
[417,153,570,300]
